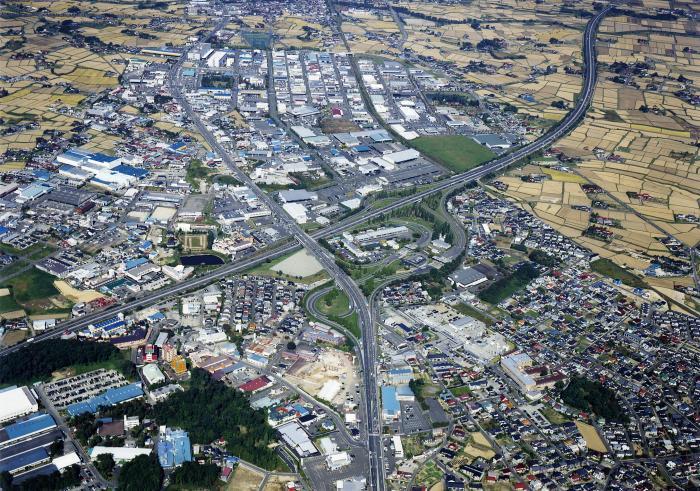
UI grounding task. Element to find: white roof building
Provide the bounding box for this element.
[326,451,351,471]
[277,421,317,457]
[282,203,308,224]
[90,446,151,462]
[0,386,39,424]
[142,364,166,386]
[383,149,420,165]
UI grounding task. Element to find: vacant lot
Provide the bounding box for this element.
[590,258,647,289]
[576,421,608,453]
[226,465,264,491]
[411,135,495,173]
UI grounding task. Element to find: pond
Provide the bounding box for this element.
[180,254,225,266]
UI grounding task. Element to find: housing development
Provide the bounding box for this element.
[0,0,698,490]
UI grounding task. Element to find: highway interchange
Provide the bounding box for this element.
[0,5,612,490]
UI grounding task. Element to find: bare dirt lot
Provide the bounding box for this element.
[285,348,358,407]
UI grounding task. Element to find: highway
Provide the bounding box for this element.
[0,6,612,490]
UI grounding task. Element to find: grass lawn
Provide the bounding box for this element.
[450,385,472,397]
[0,260,30,278]
[53,351,133,381]
[401,435,425,459]
[317,288,351,317]
[0,295,21,314]
[590,258,647,289]
[541,406,570,425]
[1,268,59,303]
[411,135,495,173]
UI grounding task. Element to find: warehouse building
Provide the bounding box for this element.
[277,421,318,457]
[0,387,39,424]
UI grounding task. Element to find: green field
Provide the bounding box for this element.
[590,258,648,289]
[411,135,495,173]
[317,288,351,317]
[0,295,20,313]
[450,385,473,397]
[1,268,59,303]
[453,302,495,326]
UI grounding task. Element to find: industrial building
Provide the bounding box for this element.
[0,387,39,424]
[0,413,56,448]
[277,421,318,457]
[157,427,192,468]
[353,226,411,247]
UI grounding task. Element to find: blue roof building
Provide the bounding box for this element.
[125,257,148,270]
[90,316,126,334]
[381,386,400,421]
[0,447,49,474]
[0,413,56,445]
[90,152,120,165]
[66,383,143,416]
[113,164,149,179]
[157,428,192,468]
[32,169,52,181]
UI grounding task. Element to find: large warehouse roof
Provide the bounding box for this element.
[0,387,39,424]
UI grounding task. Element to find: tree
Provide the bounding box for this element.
[151,370,282,470]
[286,341,296,351]
[117,454,162,491]
[49,438,63,458]
[0,339,119,385]
[170,461,220,488]
[560,376,628,423]
[95,453,115,478]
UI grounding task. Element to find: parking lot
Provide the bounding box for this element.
[400,400,432,435]
[303,447,370,491]
[42,369,129,409]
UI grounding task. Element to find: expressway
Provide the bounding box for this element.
[0,6,612,490]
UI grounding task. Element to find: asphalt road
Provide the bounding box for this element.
[0,6,612,490]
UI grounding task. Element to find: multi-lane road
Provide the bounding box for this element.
[0,6,612,490]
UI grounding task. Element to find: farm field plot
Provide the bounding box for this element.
[386,0,597,131]
[489,1,698,308]
[411,135,495,173]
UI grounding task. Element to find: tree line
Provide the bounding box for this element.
[0,339,120,385]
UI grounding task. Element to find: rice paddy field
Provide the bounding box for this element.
[482,0,699,311]
[385,0,600,129]
[0,0,207,156]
